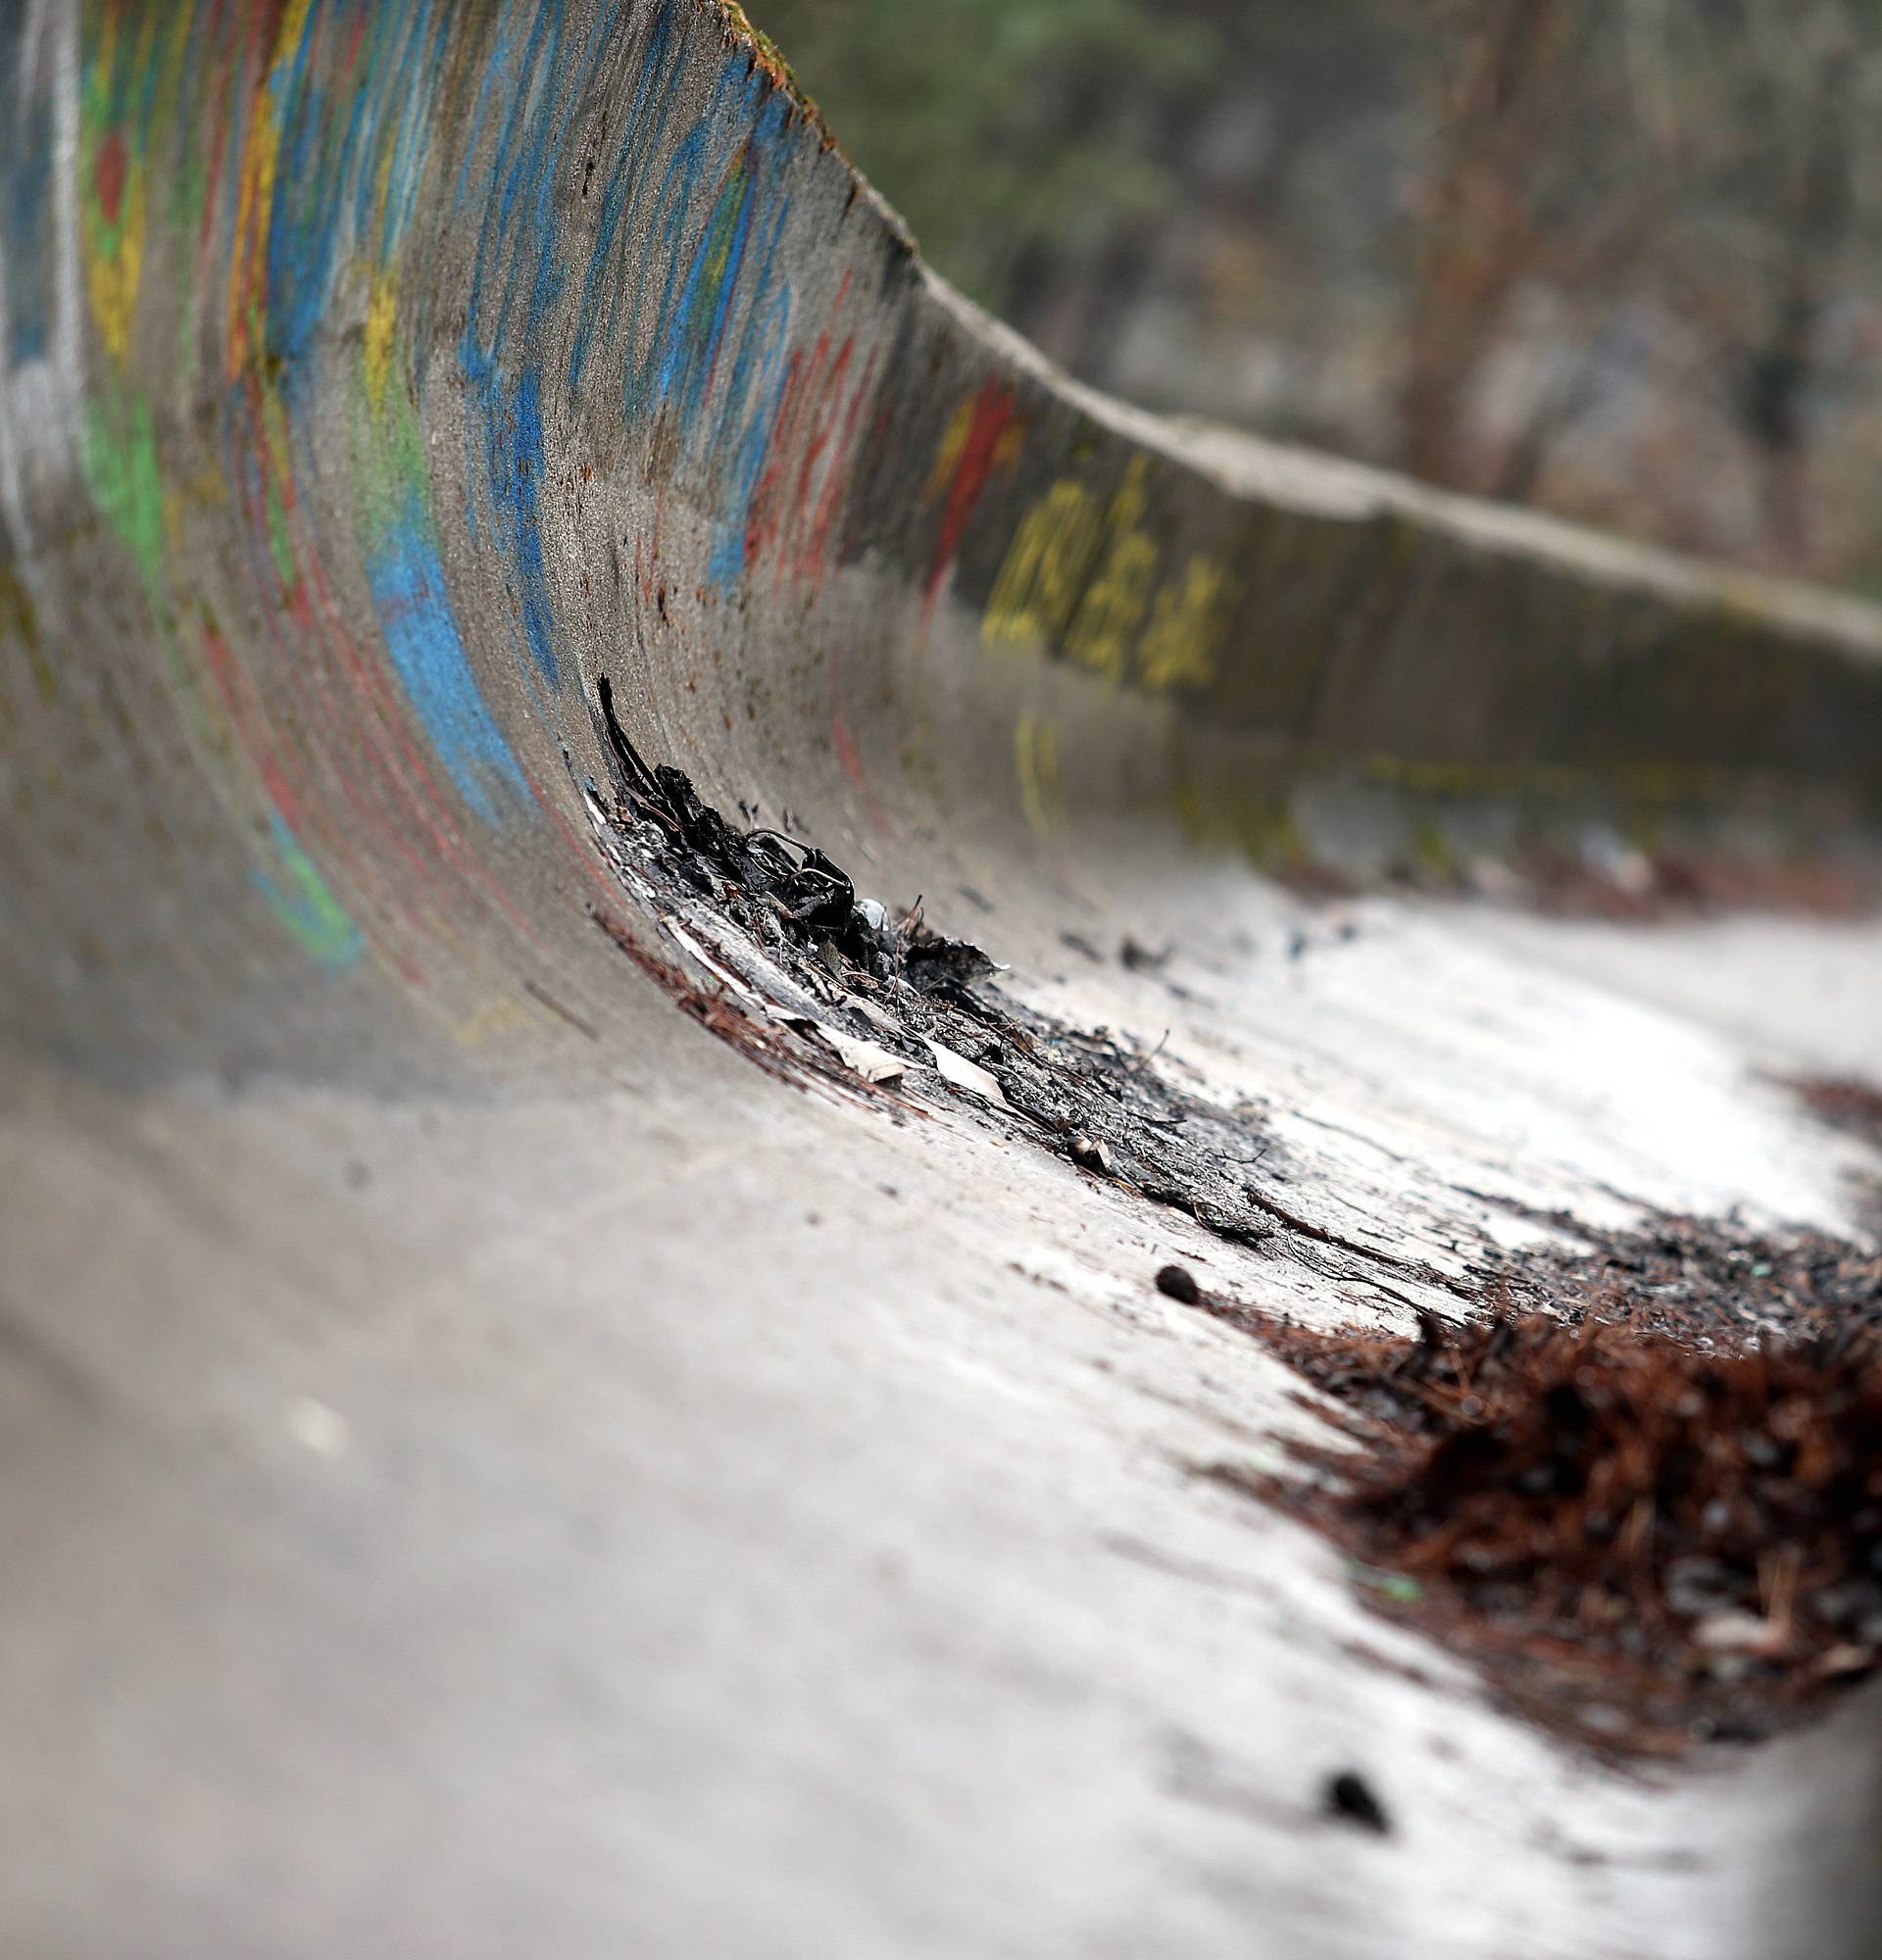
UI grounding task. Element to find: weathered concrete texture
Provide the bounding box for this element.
[4,875,1882,1960]
[3,0,1882,1083]
[3,2,1882,1955]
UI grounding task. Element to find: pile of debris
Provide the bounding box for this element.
[585,676,1280,1249]
[584,686,1882,1759]
[1206,1217,1882,1755]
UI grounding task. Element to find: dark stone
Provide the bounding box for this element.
[1323,1771,1390,1835]
[1156,1264,1202,1305]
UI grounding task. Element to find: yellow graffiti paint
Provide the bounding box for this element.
[1015,712,1061,837]
[1064,460,1156,684]
[361,129,404,416]
[1139,555,1229,692]
[227,0,316,375]
[453,992,530,1051]
[983,480,1101,650]
[81,18,151,363]
[925,399,973,501]
[85,186,143,360]
[984,456,1229,697]
[364,273,398,413]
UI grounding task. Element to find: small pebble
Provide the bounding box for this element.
[1155,1264,1203,1305]
[1323,1770,1390,1836]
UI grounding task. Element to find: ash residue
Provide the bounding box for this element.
[1203,1215,1882,1757]
[584,676,1277,1249]
[929,986,1277,1244]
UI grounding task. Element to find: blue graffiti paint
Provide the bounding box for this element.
[242,0,533,830]
[703,164,795,588]
[262,1,446,381]
[261,0,343,382]
[454,12,832,660]
[616,68,748,423]
[371,6,448,260]
[509,367,558,685]
[565,7,680,398]
[655,145,756,425]
[707,280,792,589]
[368,506,530,824]
[574,65,807,591]
[457,0,611,687]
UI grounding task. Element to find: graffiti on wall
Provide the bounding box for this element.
[0,0,1239,1029]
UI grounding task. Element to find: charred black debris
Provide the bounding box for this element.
[583,685,1882,1765]
[586,676,1278,1250]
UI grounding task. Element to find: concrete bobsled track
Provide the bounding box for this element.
[7,2,1882,1953]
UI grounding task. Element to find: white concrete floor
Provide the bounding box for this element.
[3,856,1879,1958]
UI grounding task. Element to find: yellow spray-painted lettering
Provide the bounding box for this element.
[1138,555,1228,692]
[983,480,1101,649]
[1064,459,1156,684]
[986,453,1234,696]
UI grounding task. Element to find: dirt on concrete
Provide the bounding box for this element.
[1275,836,1882,921]
[1199,1214,1882,1760]
[1493,843,1878,922]
[1784,1073,1882,1155]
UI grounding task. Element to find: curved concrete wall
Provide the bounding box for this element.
[9,13,1882,1954]
[2,0,1880,1079]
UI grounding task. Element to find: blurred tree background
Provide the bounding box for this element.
[759,0,1882,592]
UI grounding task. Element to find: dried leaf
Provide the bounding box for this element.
[925,1038,1007,1105]
[816,1028,907,1084]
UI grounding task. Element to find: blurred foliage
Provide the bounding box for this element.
[754,0,1882,586]
[757,0,1220,301]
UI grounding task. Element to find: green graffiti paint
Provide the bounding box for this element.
[80,391,167,597]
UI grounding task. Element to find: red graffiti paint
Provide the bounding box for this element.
[828,708,889,837]
[923,380,1016,627]
[776,330,848,585]
[802,347,879,586]
[737,275,886,594]
[96,130,126,226]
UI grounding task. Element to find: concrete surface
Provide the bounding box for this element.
[3,2,1882,1954]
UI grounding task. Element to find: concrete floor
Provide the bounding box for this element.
[5,846,1879,1959]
